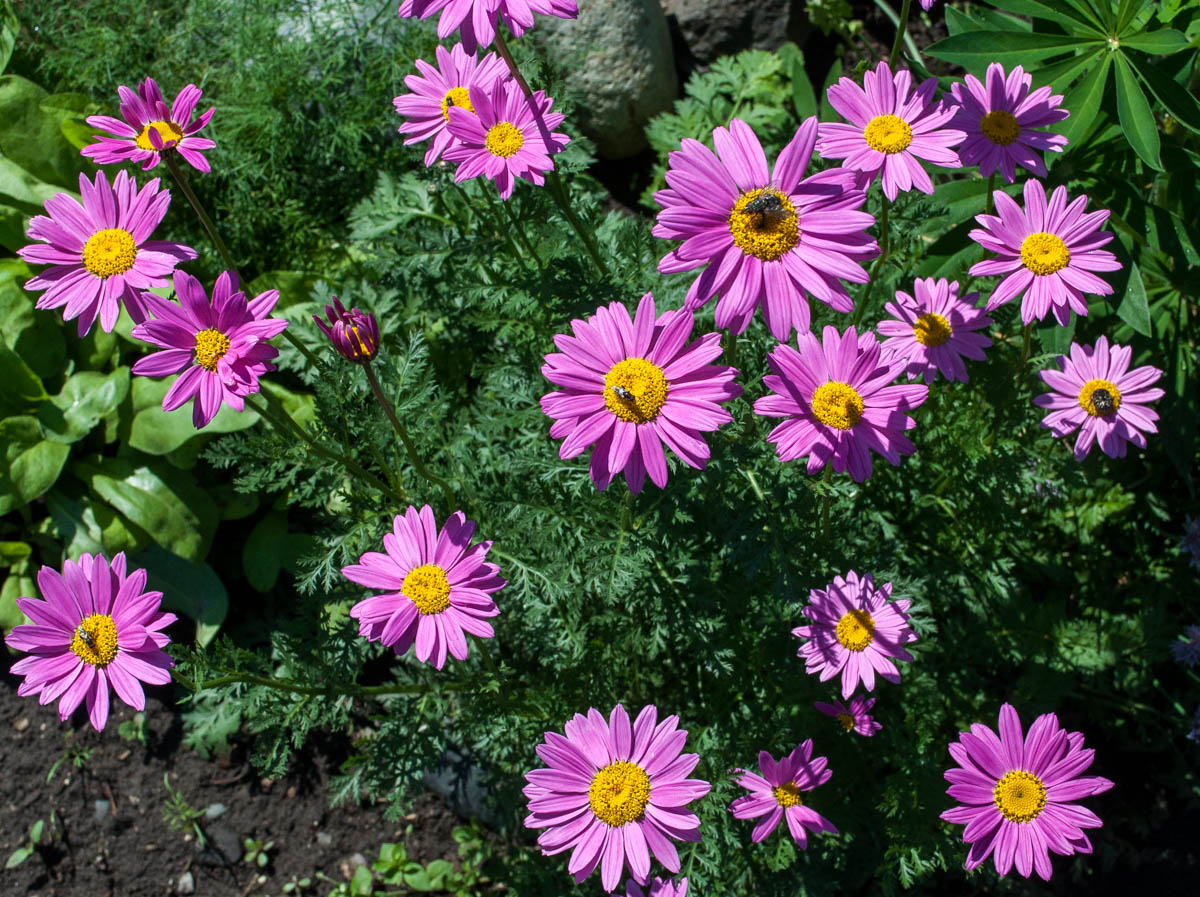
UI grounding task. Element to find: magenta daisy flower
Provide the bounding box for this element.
[5,553,176,732]
[623,877,688,897]
[1034,336,1164,460]
[1172,626,1200,667]
[17,170,196,335]
[523,704,710,892]
[814,695,882,737]
[729,740,837,847]
[816,61,965,201]
[314,297,380,363]
[81,77,216,173]
[340,505,504,670]
[130,270,288,428]
[398,0,577,53]
[754,325,927,482]
[540,292,742,493]
[653,117,878,340]
[941,703,1114,880]
[792,570,918,699]
[878,277,993,384]
[392,42,509,167]
[948,64,1068,183]
[969,179,1120,326]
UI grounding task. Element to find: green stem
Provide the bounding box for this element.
[889,0,913,69]
[726,329,738,367]
[478,181,532,265]
[173,668,466,699]
[853,195,890,327]
[983,172,997,216]
[499,197,544,271]
[820,464,833,538]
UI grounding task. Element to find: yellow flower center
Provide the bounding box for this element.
[837,713,855,731]
[484,121,524,158]
[811,381,865,430]
[82,228,138,279]
[135,119,184,152]
[772,782,804,807]
[864,114,913,154]
[588,761,651,826]
[71,614,119,666]
[836,609,876,651]
[605,358,669,424]
[441,86,474,121]
[993,770,1047,823]
[979,110,1021,146]
[728,188,800,262]
[1078,378,1122,418]
[402,563,451,615]
[194,328,231,372]
[913,312,952,347]
[1020,232,1071,276]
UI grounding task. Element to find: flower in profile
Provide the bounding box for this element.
[623,877,688,897]
[729,740,837,846]
[814,695,882,737]
[878,277,993,384]
[131,270,288,428]
[392,42,509,166]
[5,553,176,732]
[1034,336,1164,460]
[444,78,569,200]
[314,298,380,363]
[754,325,927,482]
[948,63,1068,183]
[969,179,1120,326]
[817,61,964,201]
[398,0,578,54]
[341,505,504,670]
[1183,517,1200,571]
[523,704,710,892]
[17,170,196,335]
[941,703,1114,880]
[653,117,878,340]
[541,292,741,493]
[81,77,216,172]
[1171,626,1200,668]
[793,570,918,699]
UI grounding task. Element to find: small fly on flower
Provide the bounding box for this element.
[76,625,97,651]
[743,191,789,225]
[611,385,634,401]
[1091,388,1116,416]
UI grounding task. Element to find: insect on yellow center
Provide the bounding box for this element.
[836,609,876,652]
[71,614,119,666]
[441,86,475,121]
[772,782,804,807]
[864,114,913,154]
[135,119,184,152]
[979,110,1021,146]
[402,563,452,615]
[1078,378,1122,418]
[605,358,669,424]
[811,381,865,430]
[82,228,138,279]
[484,121,524,158]
[194,328,231,372]
[836,713,855,731]
[1020,232,1071,276]
[728,188,800,262]
[913,312,952,347]
[588,761,651,826]
[993,770,1047,823]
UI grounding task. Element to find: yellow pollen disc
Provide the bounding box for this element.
[1020,232,1071,276]
[772,782,804,808]
[993,770,1047,823]
[588,761,651,826]
[82,228,137,279]
[913,312,952,347]
[864,114,914,154]
[1078,378,1122,418]
[135,119,184,152]
[728,188,800,262]
[441,86,474,121]
[605,358,669,424]
[193,328,231,372]
[402,563,452,616]
[484,121,524,158]
[979,110,1021,146]
[836,609,876,652]
[836,713,855,731]
[71,614,119,666]
[811,381,865,430]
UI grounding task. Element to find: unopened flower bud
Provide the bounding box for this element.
[313,298,380,363]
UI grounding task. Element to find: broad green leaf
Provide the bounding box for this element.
[1036,48,1103,92]
[0,342,49,415]
[128,376,261,455]
[784,48,817,122]
[925,32,1099,73]
[133,545,228,647]
[0,564,33,632]
[1116,0,1141,34]
[1130,54,1200,134]
[1117,262,1152,336]
[40,368,130,444]
[0,75,91,190]
[944,6,981,37]
[43,490,146,558]
[0,0,16,77]
[1120,29,1190,54]
[0,155,63,213]
[243,511,289,592]
[0,258,68,379]
[1001,0,1103,33]
[1055,54,1112,154]
[1113,53,1162,170]
[818,59,843,124]
[1,415,66,508]
[0,541,30,565]
[1038,313,1076,356]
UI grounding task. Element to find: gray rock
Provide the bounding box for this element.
[177,870,195,895]
[662,0,810,66]
[93,800,110,822]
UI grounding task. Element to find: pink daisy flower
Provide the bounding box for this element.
[817,60,965,201]
[17,170,196,335]
[443,78,569,200]
[969,179,1120,326]
[814,695,882,737]
[523,704,710,892]
[941,703,1115,880]
[753,324,927,482]
[540,292,742,494]
[340,505,504,670]
[653,117,878,340]
[392,42,509,167]
[729,740,838,847]
[398,0,578,53]
[1034,336,1164,460]
[949,63,1068,183]
[878,277,993,384]
[81,77,216,173]
[5,552,176,732]
[623,877,688,897]
[130,270,288,428]
[792,570,918,699]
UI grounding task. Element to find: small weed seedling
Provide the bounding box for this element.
[161,773,207,848]
[243,836,275,868]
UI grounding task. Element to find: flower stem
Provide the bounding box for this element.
[889,0,913,69]
[499,196,544,272]
[853,194,890,326]
[983,172,997,216]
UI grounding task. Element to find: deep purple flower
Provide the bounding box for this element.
[398,0,578,54]
[878,277,993,383]
[82,77,216,172]
[814,695,882,737]
[729,740,838,846]
[314,298,380,363]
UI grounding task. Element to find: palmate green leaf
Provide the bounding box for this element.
[1035,48,1103,92]
[1117,262,1153,336]
[990,0,1100,34]
[1113,53,1163,170]
[925,32,1100,73]
[133,545,228,647]
[1054,53,1112,154]
[40,367,130,444]
[1130,53,1200,134]
[1120,28,1190,54]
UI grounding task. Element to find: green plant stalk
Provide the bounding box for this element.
[172,668,468,698]
[853,195,890,326]
[983,171,997,216]
[499,195,545,271]
[889,0,913,69]
[477,180,535,267]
